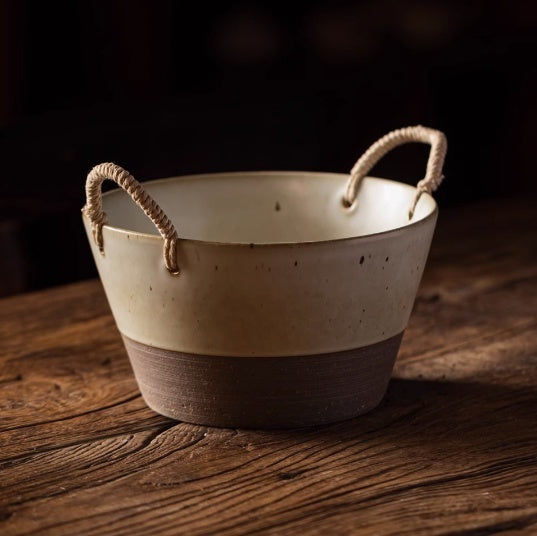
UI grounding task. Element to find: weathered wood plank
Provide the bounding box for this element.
[1,197,536,535]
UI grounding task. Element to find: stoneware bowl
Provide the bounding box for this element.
[82,126,447,428]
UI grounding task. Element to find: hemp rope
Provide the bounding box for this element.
[83,162,180,274]
[344,125,447,218]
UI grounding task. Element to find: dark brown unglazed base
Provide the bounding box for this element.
[122,333,403,429]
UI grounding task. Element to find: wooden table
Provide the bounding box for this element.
[1,198,536,535]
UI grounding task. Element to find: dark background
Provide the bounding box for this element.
[1,0,536,296]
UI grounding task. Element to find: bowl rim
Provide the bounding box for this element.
[88,171,438,248]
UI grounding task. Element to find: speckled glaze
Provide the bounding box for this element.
[82,171,438,427]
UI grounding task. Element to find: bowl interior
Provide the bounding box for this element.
[101,171,436,244]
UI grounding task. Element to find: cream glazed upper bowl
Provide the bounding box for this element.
[82,126,447,429]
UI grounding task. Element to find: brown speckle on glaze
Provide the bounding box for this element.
[385,256,389,262]
[149,285,152,291]
[294,260,298,266]
[275,201,281,211]
[215,265,218,271]
[359,256,365,264]
[249,243,254,249]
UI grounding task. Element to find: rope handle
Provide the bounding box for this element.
[343,126,447,218]
[83,163,180,275]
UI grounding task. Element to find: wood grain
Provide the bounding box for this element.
[1,197,537,535]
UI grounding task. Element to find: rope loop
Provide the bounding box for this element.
[83,163,179,274]
[343,126,447,218]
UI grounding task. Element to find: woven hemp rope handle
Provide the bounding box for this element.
[83,162,180,275]
[344,125,447,218]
